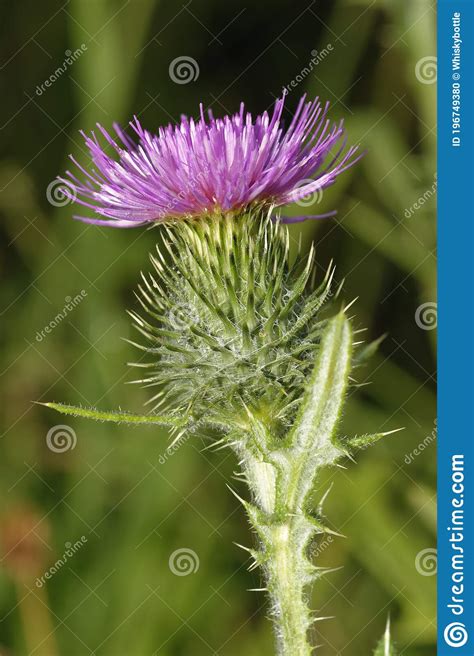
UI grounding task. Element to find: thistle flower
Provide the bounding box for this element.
[61,95,361,227]
[46,93,396,656]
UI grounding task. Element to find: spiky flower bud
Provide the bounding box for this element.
[129,209,332,431]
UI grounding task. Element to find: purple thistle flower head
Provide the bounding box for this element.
[61,95,362,227]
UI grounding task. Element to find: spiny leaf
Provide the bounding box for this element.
[285,311,352,506]
[353,333,387,365]
[338,428,404,452]
[290,311,352,452]
[374,616,398,656]
[37,402,188,427]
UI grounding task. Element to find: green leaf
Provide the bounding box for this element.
[38,402,188,427]
[339,428,404,453]
[285,311,352,506]
[290,311,352,454]
[353,334,387,366]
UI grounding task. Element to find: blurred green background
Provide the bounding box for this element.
[0,1,436,654]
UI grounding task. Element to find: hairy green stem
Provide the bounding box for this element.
[268,522,313,656]
[237,312,353,654]
[240,454,313,654]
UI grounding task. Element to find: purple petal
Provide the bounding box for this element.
[279,211,338,224]
[62,96,362,227]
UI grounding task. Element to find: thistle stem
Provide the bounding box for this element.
[236,312,354,654]
[242,453,314,655]
[266,522,313,656]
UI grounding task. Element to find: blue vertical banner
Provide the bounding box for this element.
[438,1,474,653]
